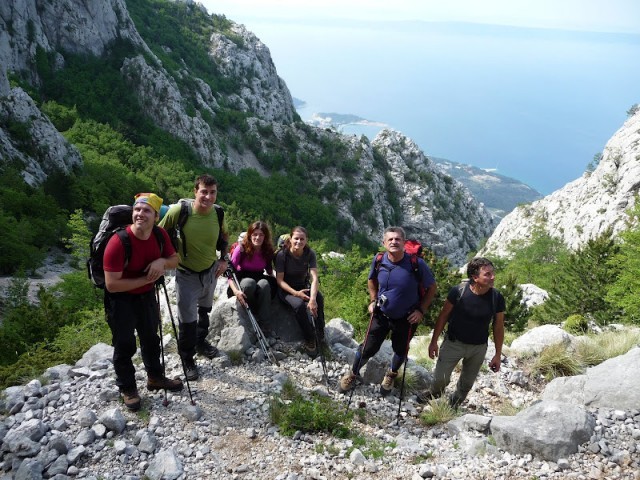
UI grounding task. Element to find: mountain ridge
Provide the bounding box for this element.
[0,0,494,266]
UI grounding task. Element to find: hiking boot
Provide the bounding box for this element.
[196,340,219,359]
[183,358,199,381]
[380,370,398,396]
[147,375,184,392]
[338,372,357,394]
[121,388,141,411]
[303,338,317,356]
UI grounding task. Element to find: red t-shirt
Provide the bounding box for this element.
[103,226,175,294]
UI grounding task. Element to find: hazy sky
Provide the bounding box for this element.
[201,0,640,33]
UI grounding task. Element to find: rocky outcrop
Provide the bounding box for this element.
[0,0,146,184]
[209,24,296,124]
[0,87,82,185]
[120,55,225,167]
[372,129,496,264]
[0,0,145,84]
[481,109,640,258]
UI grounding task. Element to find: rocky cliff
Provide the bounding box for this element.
[0,0,493,264]
[480,110,640,258]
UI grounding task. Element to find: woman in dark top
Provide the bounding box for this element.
[274,226,325,354]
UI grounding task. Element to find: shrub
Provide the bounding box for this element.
[563,314,588,334]
[269,381,352,437]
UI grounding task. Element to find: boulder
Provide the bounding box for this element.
[509,325,574,356]
[542,346,640,410]
[490,400,595,461]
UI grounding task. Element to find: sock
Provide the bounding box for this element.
[390,353,404,372]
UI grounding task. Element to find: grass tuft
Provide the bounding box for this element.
[420,397,456,426]
[532,343,583,380]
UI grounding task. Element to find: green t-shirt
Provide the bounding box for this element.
[159,202,220,272]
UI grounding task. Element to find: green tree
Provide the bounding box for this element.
[533,230,620,325]
[421,248,462,329]
[64,209,92,268]
[318,246,371,336]
[500,225,570,291]
[496,272,529,332]
[607,203,640,323]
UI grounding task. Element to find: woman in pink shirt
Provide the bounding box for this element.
[228,221,276,334]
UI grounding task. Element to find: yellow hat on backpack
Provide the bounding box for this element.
[133,192,163,213]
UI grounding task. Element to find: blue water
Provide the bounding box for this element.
[239,19,640,194]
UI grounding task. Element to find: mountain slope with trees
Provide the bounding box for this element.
[0,0,493,274]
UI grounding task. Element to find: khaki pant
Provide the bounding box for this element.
[431,335,487,406]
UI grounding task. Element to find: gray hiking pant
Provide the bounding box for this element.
[175,262,219,357]
[430,335,487,405]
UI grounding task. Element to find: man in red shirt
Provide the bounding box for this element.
[103,193,182,411]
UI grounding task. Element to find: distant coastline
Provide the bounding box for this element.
[306,111,388,130]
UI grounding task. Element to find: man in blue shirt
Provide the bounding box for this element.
[339,227,437,395]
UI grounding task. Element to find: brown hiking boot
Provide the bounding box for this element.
[338,371,357,394]
[147,375,184,392]
[380,370,398,396]
[121,388,141,411]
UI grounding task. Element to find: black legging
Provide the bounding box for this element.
[278,289,325,341]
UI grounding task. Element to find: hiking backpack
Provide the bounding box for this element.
[87,205,164,289]
[372,238,427,301]
[160,199,226,259]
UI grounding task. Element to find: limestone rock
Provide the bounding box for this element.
[481,109,640,257]
[543,346,640,410]
[490,400,595,461]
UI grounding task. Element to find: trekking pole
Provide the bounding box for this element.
[396,323,416,424]
[226,267,280,366]
[346,310,376,412]
[155,284,169,407]
[159,279,195,405]
[307,310,329,391]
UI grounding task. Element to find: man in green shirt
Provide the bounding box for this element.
[159,174,228,380]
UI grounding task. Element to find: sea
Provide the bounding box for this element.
[229,18,640,195]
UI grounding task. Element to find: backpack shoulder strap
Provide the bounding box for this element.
[115,228,132,269]
[214,204,224,229]
[214,204,228,253]
[410,254,426,301]
[176,200,191,258]
[371,252,385,284]
[177,200,191,229]
[409,254,422,281]
[457,280,469,303]
[373,252,384,272]
[152,225,165,255]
